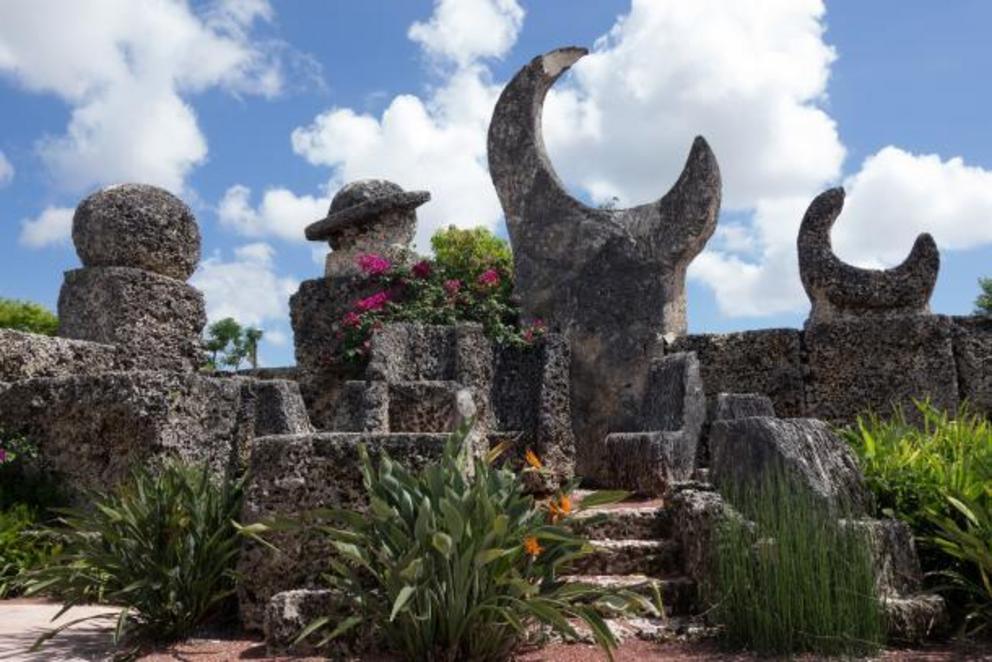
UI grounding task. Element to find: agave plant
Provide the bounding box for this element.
[249,424,651,661]
[26,460,245,654]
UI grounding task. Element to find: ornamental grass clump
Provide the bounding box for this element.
[26,461,245,654]
[255,424,649,661]
[712,469,883,656]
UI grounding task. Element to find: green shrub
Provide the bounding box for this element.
[250,426,649,661]
[0,297,59,336]
[0,429,63,511]
[712,469,883,656]
[26,461,245,653]
[0,504,60,598]
[844,402,992,634]
[430,226,514,285]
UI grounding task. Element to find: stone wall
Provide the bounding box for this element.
[675,313,990,425]
[0,329,121,382]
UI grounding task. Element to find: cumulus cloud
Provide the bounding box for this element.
[218,184,329,242]
[0,150,13,186]
[19,206,73,248]
[191,241,299,327]
[0,0,287,194]
[221,0,522,251]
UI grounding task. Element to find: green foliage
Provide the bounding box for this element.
[0,297,58,336]
[712,469,883,656]
[975,277,992,316]
[0,430,63,513]
[0,504,60,598]
[250,426,648,661]
[430,226,514,285]
[26,461,245,652]
[844,402,992,634]
[338,229,545,364]
[203,317,264,370]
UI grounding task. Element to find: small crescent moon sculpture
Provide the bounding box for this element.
[798,187,939,325]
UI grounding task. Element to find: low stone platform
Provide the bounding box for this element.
[0,328,121,382]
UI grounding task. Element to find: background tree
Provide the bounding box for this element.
[203,318,245,370]
[243,327,263,370]
[0,298,59,336]
[975,277,992,316]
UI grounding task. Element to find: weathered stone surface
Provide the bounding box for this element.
[668,329,804,418]
[569,502,671,541]
[305,180,427,277]
[710,416,871,515]
[841,518,923,597]
[491,334,574,492]
[238,432,453,630]
[488,47,721,481]
[603,431,694,496]
[58,266,206,372]
[330,380,389,432]
[667,485,746,587]
[72,184,201,280]
[882,594,948,644]
[639,352,706,435]
[0,329,120,381]
[799,188,939,325]
[951,315,992,416]
[265,588,376,657]
[0,373,307,499]
[570,539,681,577]
[710,393,775,421]
[387,381,471,433]
[244,380,313,437]
[804,314,958,424]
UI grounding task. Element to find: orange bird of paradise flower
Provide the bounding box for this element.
[523,536,543,558]
[548,493,573,523]
[524,449,542,470]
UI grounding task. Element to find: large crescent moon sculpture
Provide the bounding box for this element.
[486,47,721,481]
[798,187,939,325]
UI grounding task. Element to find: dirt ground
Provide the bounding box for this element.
[3,599,988,661]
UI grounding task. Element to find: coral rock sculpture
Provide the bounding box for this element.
[798,187,940,325]
[487,47,721,479]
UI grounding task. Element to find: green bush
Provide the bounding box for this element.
[712,470,883,656]
[430,226,514,285]
[844,402,992,634]
[250,426,649,661]
[26,461,245,652]
[0,297,59,336]
[0,504,60,598]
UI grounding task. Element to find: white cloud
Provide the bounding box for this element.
[218,184,329,242]
[224,0,522,252]
[19,206,73,248]
[191,242,299,327]
[0,150,13,186]
[408,0,524,67]
[0,0,287,194]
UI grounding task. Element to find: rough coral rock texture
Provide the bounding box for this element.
[798,187,939,325]
[804,314,958,424]
[72,183,201,280]
[0,372,308,500]
[668,329,804,418]
[491,334,575,492]
[637,352,706,436]
[710,393,775,422]
[882,594,949,644]
[840,518,923,597]
[487,47,721,481]
[265,589,374,657]
[237,432,451,630]
[709,416,871,515]
[330,380,389,432]
[667,485,746,587]
[0,329,120,381]
[951,315,992,416]
[58,266,206,372]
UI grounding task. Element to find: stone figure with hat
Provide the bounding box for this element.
[307,179,430,278]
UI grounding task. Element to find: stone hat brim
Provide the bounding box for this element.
[305,190,430,241]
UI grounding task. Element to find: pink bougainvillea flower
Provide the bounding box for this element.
[357,253,391,276]
[342,311,362,328]
[412,260,432,279]
[477,268,501,287]
[356,291,391,312]
[0,449,6,464]
[444,279,463,295]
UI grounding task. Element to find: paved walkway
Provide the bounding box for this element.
[0,599,118,661]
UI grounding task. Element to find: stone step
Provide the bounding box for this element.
[570,500,671,541]
[563,574,696,616]
[570,539,681,577]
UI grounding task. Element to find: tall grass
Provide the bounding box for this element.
[712,469,883,656]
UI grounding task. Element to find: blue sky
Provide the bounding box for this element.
[1,0,991,366]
